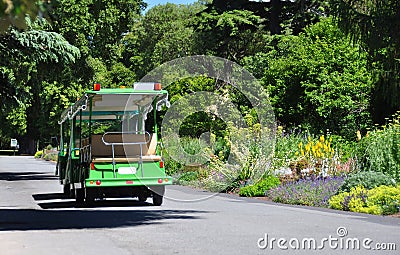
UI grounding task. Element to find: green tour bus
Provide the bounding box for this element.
[56,82,172,205]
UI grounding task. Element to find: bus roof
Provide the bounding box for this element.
[86,88,168,95]
[58,86,169,124]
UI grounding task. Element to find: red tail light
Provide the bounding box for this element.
[159,161,164,168]
[96,180,101,186]
[93,83,101,91]
[91,162,95,170]
[158,178,163,184]
[154,83,162,90]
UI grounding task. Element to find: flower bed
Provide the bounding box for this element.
[267,176,344,207]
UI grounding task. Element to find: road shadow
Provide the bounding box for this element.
[37,199,155,209]
[32,192,162,209]
[0,171,57,181]
[0,208,207,231]
[32,193,68,201]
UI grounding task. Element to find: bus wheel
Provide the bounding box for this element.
[75,188,85,203]
[138,193,147,202]
[152,192,163,206]
[63,184,71,198]
[85,189,95,205]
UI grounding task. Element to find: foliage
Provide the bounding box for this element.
[192,8,267,61]
[177,171,199,183]
[34,150,44,158]
[0,16,81,153]
[340,171,396,192]
[239,175,280,197]
[268,176,345,207]
[355,112,400,181]
[125,2,202,78]
[292,134,342,178]
[271,127,305,172]
[167,123,274,193]
[163,150,183,177]
[330,0,400,121]
[43,151,58,161]
[260,18,374,139]
[329,185,400,215]
[272,129,356,182]
[208,0,330,35]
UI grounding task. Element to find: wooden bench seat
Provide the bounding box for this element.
[91,133,160,162]
[92,155,162,163]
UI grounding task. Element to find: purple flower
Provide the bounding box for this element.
[268,176,345,207]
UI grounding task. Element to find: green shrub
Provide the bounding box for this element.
[368,185,400,215]
[43,152,58,161]
[46,144,53,150]
[272,129,305,170]
[355,112,400,181]
[329,185,400,215]
[239,175,280,197]
[34,150,44,158]
[340,171,396,192]
[163,153,183,176]
[178,171,199,183]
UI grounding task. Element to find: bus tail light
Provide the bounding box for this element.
[93,83,101,91]
[159,161,164,168]
[154,83,162,90]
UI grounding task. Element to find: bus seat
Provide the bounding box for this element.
[91,133,158,158]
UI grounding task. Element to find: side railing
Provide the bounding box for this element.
[101,131,151,178]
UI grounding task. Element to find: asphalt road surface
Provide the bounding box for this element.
[0,156,399,255]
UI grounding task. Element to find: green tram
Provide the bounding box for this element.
[56,82,172,205]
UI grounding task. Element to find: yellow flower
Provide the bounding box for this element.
[298,142,303,148]
[356,130,361,141]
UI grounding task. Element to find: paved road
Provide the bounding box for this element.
[0,156,399,255]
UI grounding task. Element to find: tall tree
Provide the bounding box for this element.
[0,16,80,152]
[330,0,400,122]
[47,0,145,86]
[208,0,330,35]
[249,18,374,138]
[125,3,203,78]
[193,8,266,61]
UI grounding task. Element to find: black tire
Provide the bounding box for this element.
[63,184,71,198]
[75,188,85,203]
[85,189,96,205]
[152,192,163,206]
[138,193,148,202]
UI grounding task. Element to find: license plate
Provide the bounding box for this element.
[118,167,137,175]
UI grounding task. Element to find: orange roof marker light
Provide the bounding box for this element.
[154,83,162,90]
[93,83,101,91]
